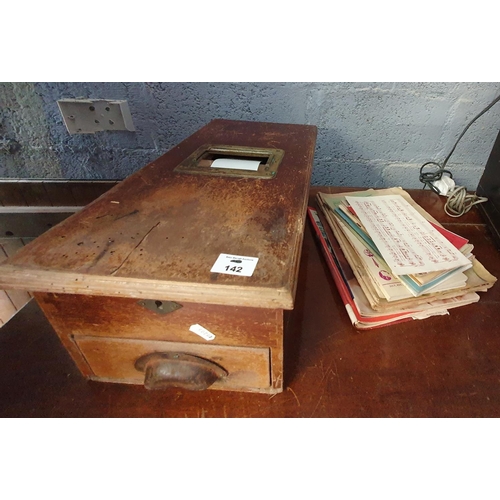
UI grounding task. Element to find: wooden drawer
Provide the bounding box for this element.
[0,121,316,394]
[74,336,271,392]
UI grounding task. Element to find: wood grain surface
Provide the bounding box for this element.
[0,120,317,309]
[34,291,284,393]
[1,188,499,417]
[76,336,271,391]
[0,238,32,325]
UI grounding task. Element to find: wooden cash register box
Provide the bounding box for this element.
[0,119,317,394]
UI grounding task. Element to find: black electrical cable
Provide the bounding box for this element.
[419,92,500,216]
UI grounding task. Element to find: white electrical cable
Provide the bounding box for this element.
[420,92,500,217]
[444,186,488,218]
[430,173,488,217]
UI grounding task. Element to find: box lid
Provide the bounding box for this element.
[0,120,317,309]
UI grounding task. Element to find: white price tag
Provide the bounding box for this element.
[211,158,261,171]
[210,253,259,277]
[189,324,215,341]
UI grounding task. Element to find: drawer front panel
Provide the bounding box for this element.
[75,336,271,391]
[36,293,279,348]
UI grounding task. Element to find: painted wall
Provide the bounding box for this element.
[1,82,499,189]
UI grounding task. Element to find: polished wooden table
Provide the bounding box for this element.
[1,187,499,417]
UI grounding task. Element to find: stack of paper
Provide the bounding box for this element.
[310,187,497,329]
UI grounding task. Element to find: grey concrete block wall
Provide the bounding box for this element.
[1,82,499,189]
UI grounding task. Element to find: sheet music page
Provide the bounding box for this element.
[345,194,472,275]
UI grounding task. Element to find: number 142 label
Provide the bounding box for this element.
[210,253,259,277]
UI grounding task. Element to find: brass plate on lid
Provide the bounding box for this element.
[174,144,284,179]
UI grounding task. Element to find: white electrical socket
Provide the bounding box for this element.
[432,175,456,196]
[57,99,135,134]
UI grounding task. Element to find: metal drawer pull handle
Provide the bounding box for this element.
[134,352,228,391]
